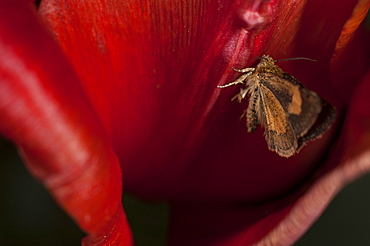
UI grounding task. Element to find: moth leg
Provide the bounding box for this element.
[245,88,260,132]
[232,67,255,73]
[231,87,249,102]
[217,70,254,88]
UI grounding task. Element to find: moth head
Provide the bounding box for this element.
[256,55,275,66]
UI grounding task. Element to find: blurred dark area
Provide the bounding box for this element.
[34,0,41,8]
[2,136,370,245]
[0,138,84,246]
[0,137,170,246]
[296,172,370,245]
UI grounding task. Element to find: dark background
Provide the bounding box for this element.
[1,137,370,246]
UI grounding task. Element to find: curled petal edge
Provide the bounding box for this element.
[0,2,133,245]
[331,0,370,63]
[259,151,370,245]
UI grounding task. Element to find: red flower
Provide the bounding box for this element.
[0,0,369,245]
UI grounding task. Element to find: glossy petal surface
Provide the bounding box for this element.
[0,0,369,245]
[39,0,356,202]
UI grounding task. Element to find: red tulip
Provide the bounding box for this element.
[0,0,369,245]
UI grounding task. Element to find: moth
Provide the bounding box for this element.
[218,55,336,158]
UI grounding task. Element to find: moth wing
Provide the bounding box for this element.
[297,98,336,148]
[245,86,262,133]
[259,83,298,158]
[261,73,322,138]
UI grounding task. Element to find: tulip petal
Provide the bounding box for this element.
[2,0,368,245]
[261,65,370,246]
[330,0,370,103]
[0,2,133,245]
[168,0,370,245]
[37,0,347,201]
[168,70,370,245]
[168,64,370,245]
[331,0,370,63]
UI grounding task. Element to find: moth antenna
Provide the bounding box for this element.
[274,57,317,62]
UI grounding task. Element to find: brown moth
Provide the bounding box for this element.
[218,55,336,158]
